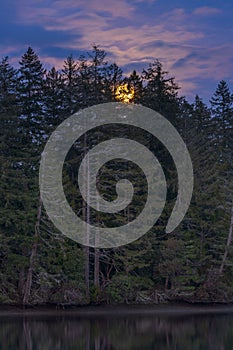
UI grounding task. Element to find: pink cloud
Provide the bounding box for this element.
[13,2,233,99]
[177,80,199,97]
[0,45,21,56]
[39,55,64,70]
[193,7,222,16]
[17,0,134,24]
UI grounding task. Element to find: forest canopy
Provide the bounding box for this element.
[0,45,232,305]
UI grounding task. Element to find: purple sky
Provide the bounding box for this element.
[1,0,233,103]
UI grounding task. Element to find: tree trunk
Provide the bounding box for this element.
[83,133,90,298]
[94,248,100,288]
[219,206,233,274]
[18,269,25,300]
[165,276,169,290]
[23,197,42,305]
[84,245,90,297]
[94,173,100,288]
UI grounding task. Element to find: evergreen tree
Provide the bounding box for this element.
[142,60,180,124]
[76,55,92,109]
[0,57,17,115]
[87,45,108,105]
[103,62,123,102]
[62,55,80,115]
[125,70,143,104]
[210,80,233,147]
[11,47,46,303]
[0,109,39,302]
[17,47,46,143]
[210,82,232,169]
[44,66,65,130]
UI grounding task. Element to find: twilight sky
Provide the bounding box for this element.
[1,0,233,102]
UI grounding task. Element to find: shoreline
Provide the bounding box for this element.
[1,302,233,317]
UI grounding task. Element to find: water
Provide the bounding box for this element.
[1,306,233,349]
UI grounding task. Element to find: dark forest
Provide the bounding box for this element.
[0,45,232,306]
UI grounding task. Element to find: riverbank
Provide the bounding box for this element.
[1,303,233,318]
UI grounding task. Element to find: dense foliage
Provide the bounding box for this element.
[0,46,232,305]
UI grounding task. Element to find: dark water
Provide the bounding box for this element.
[1,306,233,349]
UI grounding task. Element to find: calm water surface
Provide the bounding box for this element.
[1,306,233,349]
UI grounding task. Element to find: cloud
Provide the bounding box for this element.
[172,44,233,80]
[17,0,134,23]
[39,55,65,69]
[0,45,20,57]
[169,43,233,99]
[9,1,233,100]
[20,3,203,81]
[193,7,222,16]
[130,0,156,3]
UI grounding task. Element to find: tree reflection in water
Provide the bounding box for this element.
[0,311,233,349]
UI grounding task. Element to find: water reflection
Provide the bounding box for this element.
[0,310,233,349]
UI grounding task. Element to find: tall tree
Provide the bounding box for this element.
[76,55,92,109]
[125,70,143,104]
[88,45,108,105]
[103,62,123,102]
[17,47,46,142]
[44,66,65,130]
[210,80,233,153]
[142,59,180,124]
[62,55,80,115]
[0,109,39,302]
[0,56,17,115]
[16,47,46,304]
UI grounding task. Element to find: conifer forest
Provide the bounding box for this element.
[0,45,233,306]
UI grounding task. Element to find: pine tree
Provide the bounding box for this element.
[177,97,214,291]
[210,81,233,213]
[62,55,80,115]
[209,81,233,282]
[87,45,108,105]
[125,70,143,104]
[210,80,233,149]
[179,90,233,300]
[103,62,123,102]
[44,66,65,130]
[0,111,19,301]
[0,109,39,302]
[142,60,180,124]
[0,56,17,115]
[13,47,46,303]
[17,47,46,143]
[76,55,92,109]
